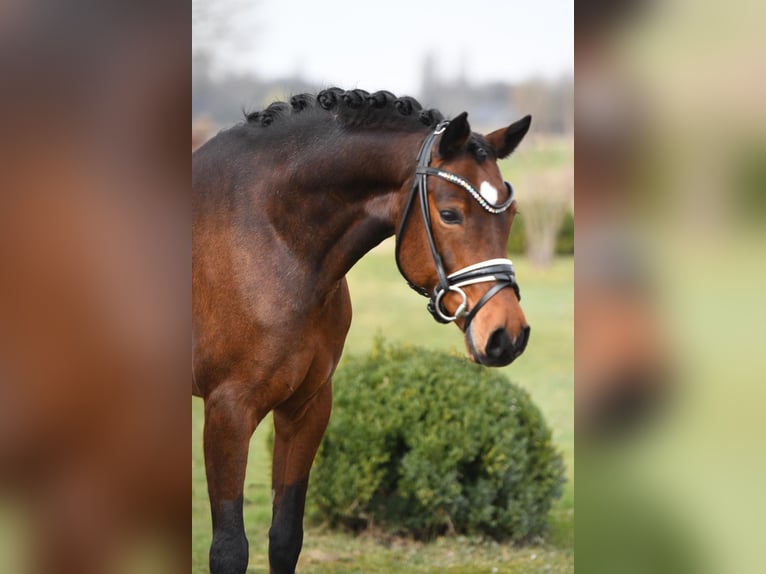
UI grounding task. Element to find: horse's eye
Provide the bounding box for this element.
[439,209,463,225]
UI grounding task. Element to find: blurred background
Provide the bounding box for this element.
[576,0,766,573]
[192,0,573,128]
[192,0,573,572]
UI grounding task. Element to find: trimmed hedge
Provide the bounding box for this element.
[308,339,565,542]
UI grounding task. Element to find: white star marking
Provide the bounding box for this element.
[479,181,499,205]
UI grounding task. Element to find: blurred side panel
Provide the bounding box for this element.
[0,1,189,572]
[576,0,766,573]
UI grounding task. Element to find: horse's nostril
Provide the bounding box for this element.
[486,328,512,360]
[516,325,531,353]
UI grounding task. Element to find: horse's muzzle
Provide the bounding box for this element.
[470,325,530,367]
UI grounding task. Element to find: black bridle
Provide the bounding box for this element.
[395,121,521,330]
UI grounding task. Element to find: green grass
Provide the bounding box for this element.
[192,252,573,573]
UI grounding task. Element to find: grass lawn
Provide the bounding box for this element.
[192,252,573,573]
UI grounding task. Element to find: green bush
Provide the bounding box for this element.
[308,339,565,542]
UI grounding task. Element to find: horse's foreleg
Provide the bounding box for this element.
[203,384,258,574]
[269,381,332,574]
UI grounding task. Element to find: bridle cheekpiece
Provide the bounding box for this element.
[395,120,522,328]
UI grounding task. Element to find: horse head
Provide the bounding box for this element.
[396,112,532,367]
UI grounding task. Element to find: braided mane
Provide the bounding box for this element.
[244,88,444,132]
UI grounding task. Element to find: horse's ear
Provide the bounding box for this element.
[486,115,532,159]
[438,112,471,158]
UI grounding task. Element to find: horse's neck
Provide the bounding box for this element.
[278,129,423,292]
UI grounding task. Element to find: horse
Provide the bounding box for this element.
[192,88,532,574]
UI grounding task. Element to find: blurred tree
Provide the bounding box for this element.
[521,169,573,267]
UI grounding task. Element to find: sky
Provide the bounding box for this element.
[194,0,573,95]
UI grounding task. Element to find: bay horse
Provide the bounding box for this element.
[192,88,532,574]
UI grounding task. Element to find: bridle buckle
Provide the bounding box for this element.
[431,285,468,323]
